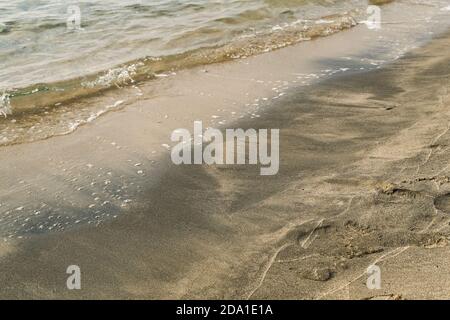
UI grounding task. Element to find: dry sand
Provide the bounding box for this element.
[0,20,449,299]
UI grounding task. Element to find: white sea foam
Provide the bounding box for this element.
[67,100,125,133]
[82,63,144,88]
[0,92,11,117]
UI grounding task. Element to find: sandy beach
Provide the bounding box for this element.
[1,1,450,300]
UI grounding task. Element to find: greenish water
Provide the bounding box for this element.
[0,0,369,91]
[0,0,449,146]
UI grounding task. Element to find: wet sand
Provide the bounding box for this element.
[249,31,450,300]
[0,22,450,298]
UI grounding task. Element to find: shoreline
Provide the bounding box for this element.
[2,0,449,148]
[0,20,449,298]
[3,11,358,117]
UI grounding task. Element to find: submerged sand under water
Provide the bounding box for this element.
[1,0,449,148]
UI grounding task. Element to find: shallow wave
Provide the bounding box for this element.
[0,9,360,147]
[2,0,446,147]
[4,11,359,113]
